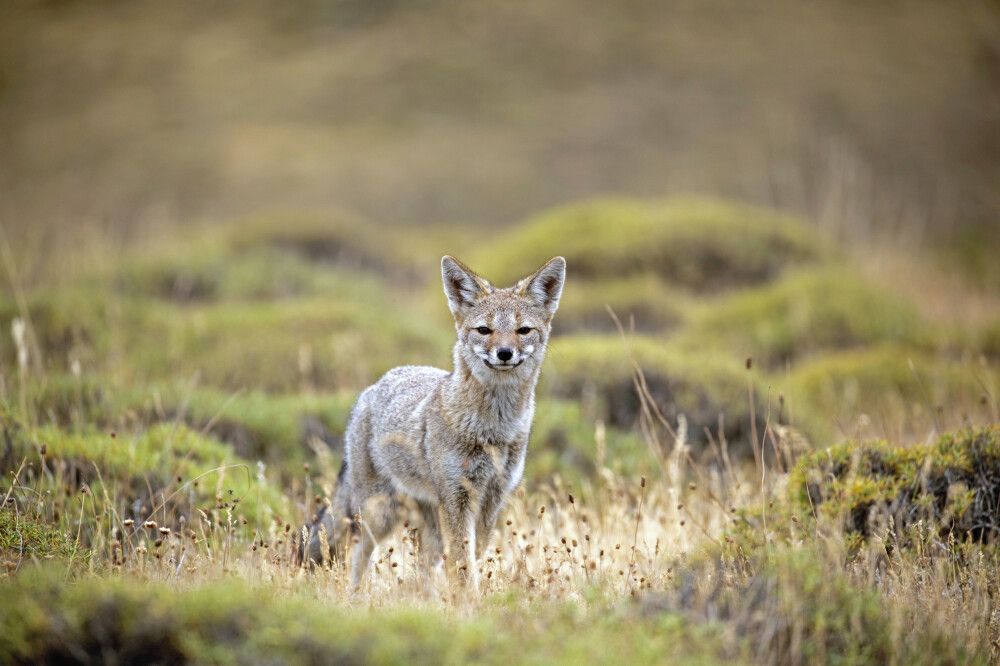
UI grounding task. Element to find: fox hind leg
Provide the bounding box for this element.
[349,485,401,588]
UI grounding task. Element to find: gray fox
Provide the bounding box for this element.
[302,255,566,590]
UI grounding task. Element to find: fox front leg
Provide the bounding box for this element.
[474,481,506,560]
[439,492,480,592]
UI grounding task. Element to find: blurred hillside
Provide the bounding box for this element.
[2,0,999,281]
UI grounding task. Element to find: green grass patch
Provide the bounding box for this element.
[665,543,991,664]
[8,375,357,477]
[530,399,650,487]
[0,570,725,665]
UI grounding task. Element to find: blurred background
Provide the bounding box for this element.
[2,1,999,266]
[0,0,998,482]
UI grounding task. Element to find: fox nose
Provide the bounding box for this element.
[496,348,514,362]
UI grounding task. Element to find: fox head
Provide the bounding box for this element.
[441,255,566,384]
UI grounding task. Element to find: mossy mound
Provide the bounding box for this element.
[788,426,1000,542]
[118,242,367,304]
[544,335,768,452]
[0,285,125,374]
[780,346,997,443]
[555,276,691,334]
[133,297,450,391]
[474,198,831,293]
[230,213,486,286]
[11,375,357,476]
[975,318,1000,360]
[3,262,451,395]
[1,422,288,528]
[679,268,931,369]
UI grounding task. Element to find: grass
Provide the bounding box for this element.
[3,421,291,536]
[1,198,997,663]
[0,568,731,665]
[0,510,74,571]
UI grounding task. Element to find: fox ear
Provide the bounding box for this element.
[441,256,492,319]
[517,256,566,316]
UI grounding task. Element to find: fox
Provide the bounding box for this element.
[302,255,566,590]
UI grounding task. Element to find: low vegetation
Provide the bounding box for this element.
[1,198,997,663]
[788,426,1000,542]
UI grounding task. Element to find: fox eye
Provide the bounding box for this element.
[516,326,532,335]
[475,326,492,335]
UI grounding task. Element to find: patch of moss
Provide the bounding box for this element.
[231,211,407,277]
[678,268,932,369]
[0,510,73,569]
[118,242,361,304]
[975,318,1000,360]
[544,335,769,454]
[786,426,1000,541]
[473,198,831,292]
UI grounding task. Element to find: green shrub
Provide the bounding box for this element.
[787,425,1000,541]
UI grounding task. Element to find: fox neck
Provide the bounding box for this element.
[443,345,540,443]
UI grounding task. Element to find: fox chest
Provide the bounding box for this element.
[455,439,527,491]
